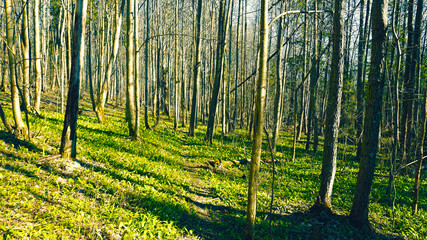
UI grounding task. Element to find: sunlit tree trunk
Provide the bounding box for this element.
[5,0,26,135]
[95,0,125,124]
[34,0,42,112]
[60,0,88,158]
[144,0,151,130]
[349,0,388,228]
[21,0,31,109]
[245,0,268,238]
[126,0,138,139]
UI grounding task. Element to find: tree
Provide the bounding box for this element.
[245,0,268,238]
[5,0,26,136]
[59,0,88,158]
[311,0,345,212]
[349,0,388,229]
[188,0,203,137]
[95,0,125,124]
[21,0,31,109]
[205,0,229,143]
[34,0,42,113]
[125,0,139,140]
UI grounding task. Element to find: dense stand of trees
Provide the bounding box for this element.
[0,0,426,238]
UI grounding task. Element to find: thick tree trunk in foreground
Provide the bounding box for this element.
[60,0,88,159]
[245,0,268,238]
[349,0,388,229]
[205,0,229,143]
[311,0,345,212]
[5,0,26,135]
[95,0,125,124]
[188,0,203,137]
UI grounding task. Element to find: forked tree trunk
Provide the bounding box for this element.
[245,0,268,238]
[349,0,388,229]
[95,0,125,124]
[59,0,88,158]
[5,0,26,135]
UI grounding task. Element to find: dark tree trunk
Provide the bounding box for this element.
[311,0,345,212]
[60,0,88,158]
[349,0,388,229]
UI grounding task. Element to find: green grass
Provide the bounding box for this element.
[0,92,426,239]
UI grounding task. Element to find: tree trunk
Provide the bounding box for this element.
[205,0,229,143]
[144,0,151,130]
[349,0,388,229]
[95,0,125,124]
[272,1,285,153]
[126,0,138,139]
[59,0,88,159]
[311,0,345,212]
[188,0,203,136]
[245,0,268,238]
[5,0,26,135]
[21,0,31,109]
[34,0,42,112]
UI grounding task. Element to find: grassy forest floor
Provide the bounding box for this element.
[0,92,426,239]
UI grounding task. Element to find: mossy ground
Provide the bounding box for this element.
[0,92,425,239]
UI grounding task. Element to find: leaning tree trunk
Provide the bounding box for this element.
[188,0,203,137]
[5,0,26,135]
[272,1,285,153]
[349,0,388,229]
[205,0,229,143]
[34,0,42,112]
[311,0,345,212]
[95,0,125,124]
[59,0,88,159]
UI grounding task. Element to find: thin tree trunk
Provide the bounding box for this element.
[59,0,88,158]
[188,0,203,136]
[205,0,230,143]
[245,0,268,238]
[21,0,31,109]
[311,0,345,212]
[144,0,151,130]
[34,0,42,112]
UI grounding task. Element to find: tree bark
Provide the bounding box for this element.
[188,0,203,136]
[245,0,268,238]
[59,0,88,159]
[126,0,138,139]
[5,0,26,135]
[311,0,345,212]
[34,0,42,112]
[349,0,388,229]
[205,0,229,143]
[21,0,31,109]
[95,0,125,124]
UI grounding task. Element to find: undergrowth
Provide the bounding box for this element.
[0,93,425,239]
